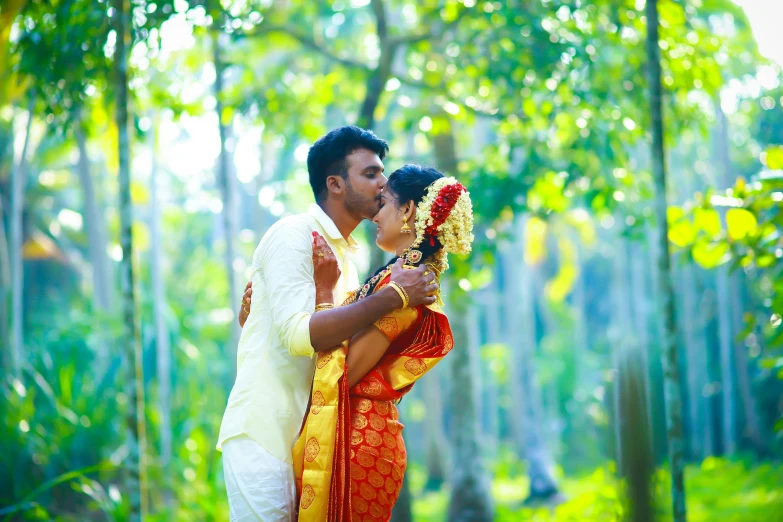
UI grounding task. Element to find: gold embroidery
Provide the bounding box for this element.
[311,391,325,415]
[368,470,385,488]
[316,353,332,369]
[351,479,359,494]
[351,429,364,446]
[369,413,386,431]
[353,466,367,481]
[357,399,372,413]
[362,379,382,396]
[300,485,316,510]
[404,358,427,376]
[360,482,377,501]
[380,447,395,462]
[383,432,396,449]
[370,501,384,518]
[365,431,382,447]
[305,437,320,463]
[387,420,399,435]
[374,401,389,415]
[353,412,368,429]
[357,450,375,468]
[395,449,406,463]
[442,334,454,354]
[376,459,391,475]
[377,317,398,338]
[353,496,368,514]
[363,445,380,457]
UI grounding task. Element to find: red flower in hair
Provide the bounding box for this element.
[425,182,466,239]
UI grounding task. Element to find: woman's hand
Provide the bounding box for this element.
[313,232,340,305]
[238,281,252,327]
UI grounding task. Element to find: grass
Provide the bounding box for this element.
[407,457,783,522]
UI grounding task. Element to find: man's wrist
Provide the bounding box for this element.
[316,291,334,304]
[376,286,403,311]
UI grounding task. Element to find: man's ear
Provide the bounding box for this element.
[326,175,345,197]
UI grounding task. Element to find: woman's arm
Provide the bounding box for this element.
[346,326,391,388]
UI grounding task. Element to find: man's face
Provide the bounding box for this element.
[342,148,386,220]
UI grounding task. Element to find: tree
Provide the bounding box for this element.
[113,0,148,518]
[9,95,34,379]
[645,1,687,520]
[432,118,492,521]
[212,28,241,355]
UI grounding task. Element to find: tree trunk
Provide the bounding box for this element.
[422,369,448,491]
[484,283,502,459]
[715,266,736,454]
[0,196,10,366]
[518,218,560,503]
[730,275,765,452]
[446,298,494,522]
[611,236,630,474]
[213,31,240,358]
[149,117,172,507]
[501,245,527,456]
[618,352,656,522]
[75,119,113,314]
[114,1,148,519]
[646,1,687,519]
[630,236,654,444]
[360,0,398,275]
[9,95,34,379]
[432,119,492,522]
[680,265,703,461]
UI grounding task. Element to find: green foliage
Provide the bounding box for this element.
[410,458,783,522]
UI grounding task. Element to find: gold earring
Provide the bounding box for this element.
[401,221,412,234]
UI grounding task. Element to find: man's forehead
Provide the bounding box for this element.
[347,148,384,170]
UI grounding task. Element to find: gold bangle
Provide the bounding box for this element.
[387,282,409,310]
[315,303,334,312]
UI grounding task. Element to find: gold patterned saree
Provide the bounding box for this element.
[292,272,454,522]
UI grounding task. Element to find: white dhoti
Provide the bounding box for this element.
[222,435,297,522]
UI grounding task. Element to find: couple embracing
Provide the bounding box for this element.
[217,125,474,522]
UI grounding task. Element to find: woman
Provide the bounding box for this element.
[293,165,474,522]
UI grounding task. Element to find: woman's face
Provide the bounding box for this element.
[372,186,414,253]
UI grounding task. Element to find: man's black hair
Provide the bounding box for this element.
[306,126,389,201]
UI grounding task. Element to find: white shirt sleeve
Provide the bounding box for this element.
[259,220,315,357]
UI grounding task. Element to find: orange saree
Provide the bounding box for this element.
[293,273,454,522]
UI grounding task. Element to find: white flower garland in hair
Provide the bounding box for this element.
[411,177,474,258]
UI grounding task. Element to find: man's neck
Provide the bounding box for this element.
[319,200,360,240]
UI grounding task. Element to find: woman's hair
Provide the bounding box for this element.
[361,165,445,288]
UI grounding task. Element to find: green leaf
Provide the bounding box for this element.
[524,216,547,265]
[669,219,696,247]
[693,208,721,237]
[726,208,757,241]
[765,146,783,170]
[692,240,729,269]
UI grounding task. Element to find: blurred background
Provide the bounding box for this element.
[1,0,782,520]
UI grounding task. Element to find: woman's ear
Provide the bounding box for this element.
[403,200,415,221]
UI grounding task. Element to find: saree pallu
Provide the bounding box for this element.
[293,276,454,522]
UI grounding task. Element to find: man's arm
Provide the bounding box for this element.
[251,226,437,356]
[308,258,437,353]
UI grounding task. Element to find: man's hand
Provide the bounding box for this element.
[238,281,252,327]
[390,259,438,308]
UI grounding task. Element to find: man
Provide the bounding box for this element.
[217,126,437,522]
